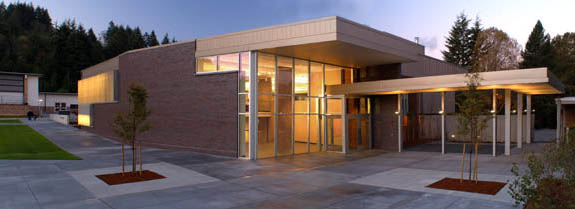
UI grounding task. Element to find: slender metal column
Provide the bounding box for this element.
[492,89,497,157]
[517,93,523,148]
[441,91,445,155]
[342,96,347,153]
[248,51,258,159]
[526,95,532,144]
[397,94,403,152]
[505,89,511,156]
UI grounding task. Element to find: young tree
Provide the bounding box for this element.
[111,84,152,174]
[456,72,491,183]
[471,27,521,72]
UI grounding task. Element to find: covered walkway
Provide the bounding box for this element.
[327,68,564,156]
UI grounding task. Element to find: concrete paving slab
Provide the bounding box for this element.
[68,162,219,198]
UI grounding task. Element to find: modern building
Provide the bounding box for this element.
[78,16,564,159]
[0,71,78,116]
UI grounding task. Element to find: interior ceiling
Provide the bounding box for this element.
[260,41,414,68]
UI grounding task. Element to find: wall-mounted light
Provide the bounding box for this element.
[438,110,444,114]
[451,134,456,139]
[512,109,517,114]
[532,109,536,113]
[394,111,400,115]
[524,109,528,113]
[490,109,496,114]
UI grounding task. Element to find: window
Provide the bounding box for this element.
[197,53,241,73]
[70,104,78,109]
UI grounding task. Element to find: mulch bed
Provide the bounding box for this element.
[96,170,165,185]
[426,177,506,195]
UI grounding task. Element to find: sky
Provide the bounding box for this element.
[4,0,575,60]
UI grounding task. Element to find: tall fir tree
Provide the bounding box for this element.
[161,33,170,45]
[442,12,482,69]
[521,20,553,68]
[442,13,471,67]
[522,21,556,129]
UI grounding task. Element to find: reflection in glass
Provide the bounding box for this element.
[238,115,249,157]
[258,94,274,114]
[327,98,342,114]
[218,53,239,71]
[309,115,322,152]
[277,96,292,114]
[239,52,250,93]
[324,64,342,86]
[258,53,275,94]
[294,96,308,114]
[326,116,342,152]
[197,56,217,73]
[295,59,309,95]
[294,115,309,154]
[277,115,293,156]
[257,115,275,158]
[277,56,293,95]
[310,62,323,97]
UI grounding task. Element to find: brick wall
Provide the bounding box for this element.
[83,41,239,157]
[371,95,400,152]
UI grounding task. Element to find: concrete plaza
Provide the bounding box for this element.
[0,120,544,209]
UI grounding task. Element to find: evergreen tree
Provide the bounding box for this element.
[521,20,553,68]
[171,37,176,43]
[148,30,159,46]
[467,18,482,67]
[522,21,556,129]
[161,33,170,44]
[442,13,471,67]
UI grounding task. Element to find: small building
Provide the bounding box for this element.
[78,16,564,159]
[0,71,78,116]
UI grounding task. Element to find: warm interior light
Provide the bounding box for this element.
[78,114,91,126]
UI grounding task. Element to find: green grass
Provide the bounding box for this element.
[0,120,22,123]
[0,125,81,160]
[0,115,25,118]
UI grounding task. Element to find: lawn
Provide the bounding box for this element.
[0,125,81,160]
[0,120,22,123]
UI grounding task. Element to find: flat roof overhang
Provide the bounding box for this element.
[326,68,564,96]
[195,16,425,68]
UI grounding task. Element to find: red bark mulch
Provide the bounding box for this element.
[426,177,507,195]
[96,170,165,185]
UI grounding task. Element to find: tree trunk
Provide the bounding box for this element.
[121,143,125,176]
[468,146,472,181]
[132,142,136,173]
[460,143,466,183]
[474,143,479,183]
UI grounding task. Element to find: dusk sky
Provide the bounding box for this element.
[4,0,575,60]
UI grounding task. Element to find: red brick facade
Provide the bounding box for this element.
[83,41,239,157]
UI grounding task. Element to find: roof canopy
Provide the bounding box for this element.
[326,68,564,96]
[195,16,425,68]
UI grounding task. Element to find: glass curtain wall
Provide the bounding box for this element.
[238,52,250,158]
[251,52,355,158]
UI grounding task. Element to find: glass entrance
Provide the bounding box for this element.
[348,115,370,151]
[325,115,343,152]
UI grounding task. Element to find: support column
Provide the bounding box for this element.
[342,96,348,154]
[248,51,258,159]
[557,101,562,144]
[441,91,446,155]
[492,89,497,157]
[517,93,523,148]
[397,94,403,152]
[526,95,532,144]
[505,89,511,156]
